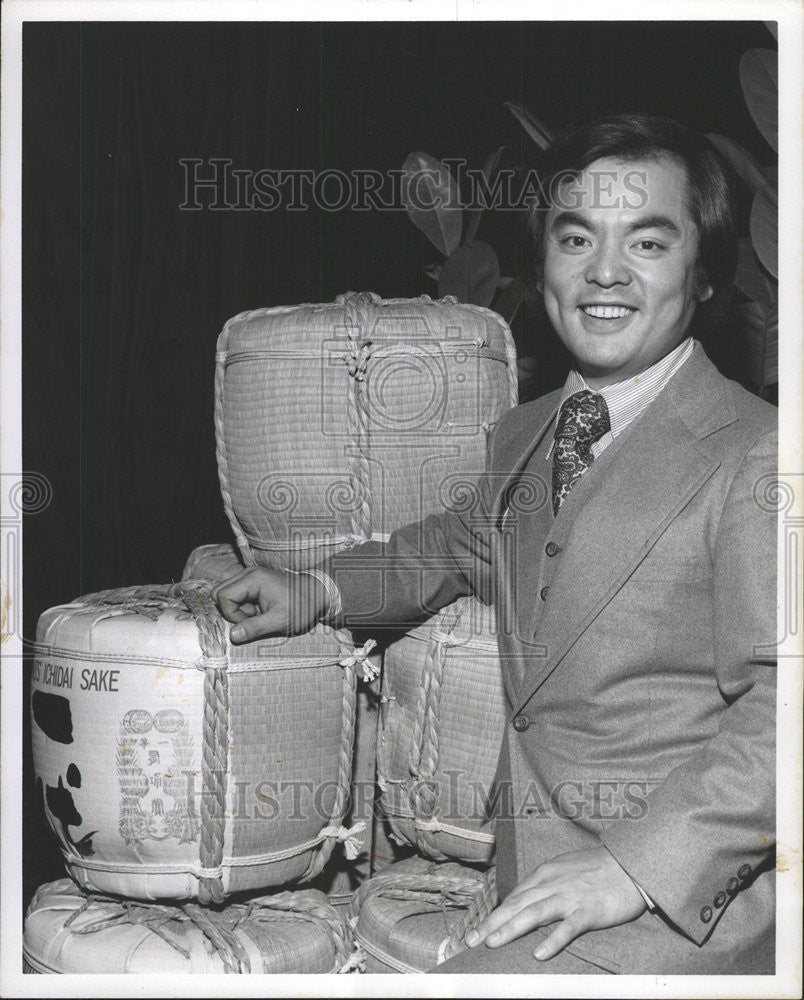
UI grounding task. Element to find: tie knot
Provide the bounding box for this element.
[555,390,610,446]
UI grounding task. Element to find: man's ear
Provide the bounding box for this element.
[693,265,713,303]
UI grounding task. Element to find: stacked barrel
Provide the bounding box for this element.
[27,291,516,974]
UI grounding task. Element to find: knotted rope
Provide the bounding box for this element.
[350,861,496,966]
[407,608,463,860]
[338,291,381,544]
[177,585,230,905]
[59,887,354,973]
[296,623,361,881]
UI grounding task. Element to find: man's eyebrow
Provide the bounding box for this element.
[547,211,683,237]
[548,210,591,233]
[625,214,682,236]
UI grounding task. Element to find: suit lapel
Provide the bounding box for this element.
[487,392,560,524]
[510,346,738,714]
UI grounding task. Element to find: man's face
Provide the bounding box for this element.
[540,155,712,387]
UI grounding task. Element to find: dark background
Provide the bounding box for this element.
[21,19,774,910]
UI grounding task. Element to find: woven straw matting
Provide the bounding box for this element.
[181,542,244,583]
[31,580,375,903]
[378,596,506,864]
[23,878,355,973]
[351,855,496,972]
[215,291,517,571]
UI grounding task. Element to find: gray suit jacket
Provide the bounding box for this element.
[330,343,777,974]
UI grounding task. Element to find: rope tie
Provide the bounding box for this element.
[175,584,230,906]
[407,609,462,859]
[299,633,358,882]
[320,820,367,860]
[414,816,444,833]
[197,655,228,671]
[237,890,353,969]
[340,293,377,544]
[338,944,366,973]
[351,865,487,924]
[195,865,224,879]
[60,886,354,974]
[440,866,498,963]
[338,638,380,681]
[431,630,459,647]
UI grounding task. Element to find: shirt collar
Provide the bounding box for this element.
[557,336,695,440]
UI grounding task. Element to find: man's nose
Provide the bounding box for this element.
[584,242,631,287]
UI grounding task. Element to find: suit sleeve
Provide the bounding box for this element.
[600,427,777,945]
[323,425,505,632]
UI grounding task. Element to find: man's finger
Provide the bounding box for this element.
[483,895,567,949]
[216,593,251,622]
[533,913,588,961]
[465,889,558,948]
[211,570,252,604]
[229,609,285,644]
[220,606,250,624]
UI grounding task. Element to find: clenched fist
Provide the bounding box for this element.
[213,567,330,643]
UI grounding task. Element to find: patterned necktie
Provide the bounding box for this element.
[552,390,611,514]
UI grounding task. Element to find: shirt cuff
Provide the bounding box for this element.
[602,843,655,912]
[298,568,343,622]
[632,878,656,911]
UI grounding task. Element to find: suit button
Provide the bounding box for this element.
[512,715,530,732]
[700,905,713,923]
[726,877,739,895]
[545,542,561,557]
[737,864,752,881]
[540,586,550,601]
[714,892,727,908]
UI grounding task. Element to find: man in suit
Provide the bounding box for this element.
[215,113,777,975]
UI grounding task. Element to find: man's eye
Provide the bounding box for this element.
[560,235,589,249]
[634,239,663,252]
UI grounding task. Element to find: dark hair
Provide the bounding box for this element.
[527,112,738,325]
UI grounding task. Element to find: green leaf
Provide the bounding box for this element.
[464,146,506,246]
[705,133,767,193]
[492,275,523,325]
[401,152,463,257]
[504,102,553,150]
[740,48,778,152]
[749,183,778,279]
[438,241,500,307]
[734,238,774,305]
[737,296,778,390]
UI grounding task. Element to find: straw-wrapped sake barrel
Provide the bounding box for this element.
[30,580,376,902]
[377,596,507,864]
[180,542,386,914]
[215,291,517,571]
[351,854,496,973]
[23,878,357,973]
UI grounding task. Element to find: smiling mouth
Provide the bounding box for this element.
[581,305,635,319]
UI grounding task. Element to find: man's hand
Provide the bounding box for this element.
[213,567,329,643]
[465,846,646,961]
